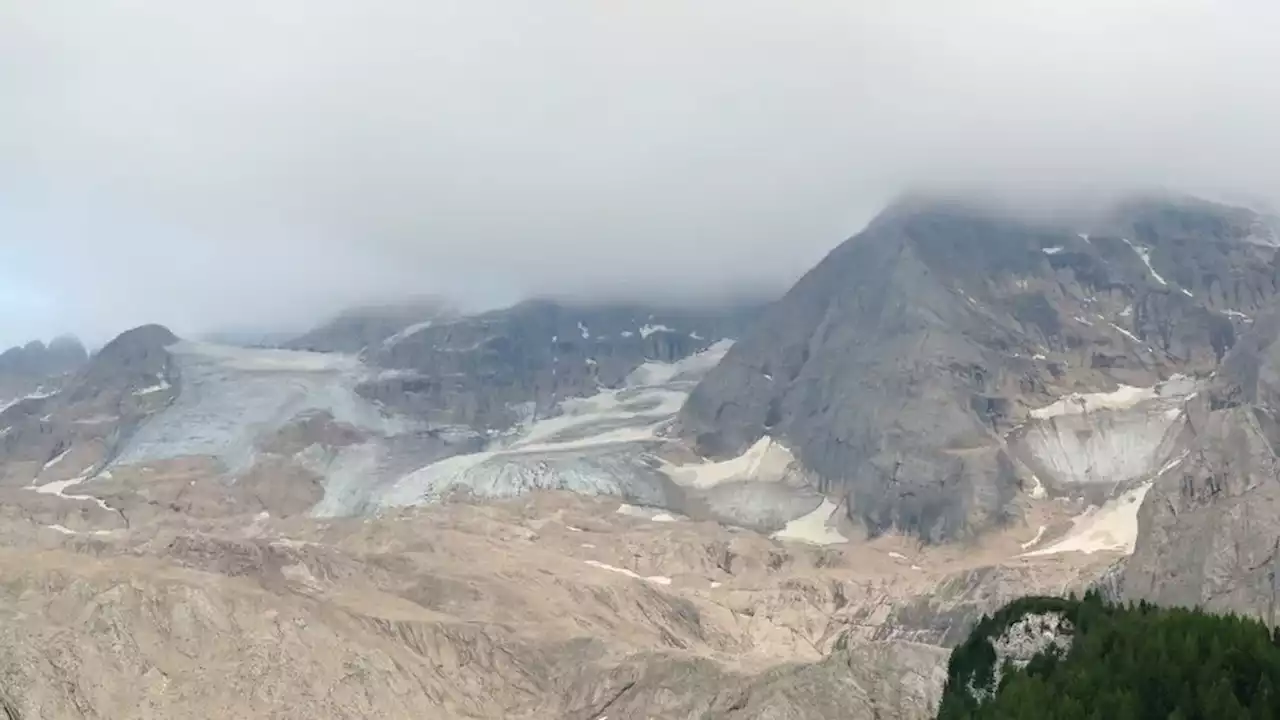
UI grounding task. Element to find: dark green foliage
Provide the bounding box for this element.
[936,590,1280,719]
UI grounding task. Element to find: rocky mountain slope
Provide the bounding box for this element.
[4,192,1280,717]
[680,194,1280,543]
[1122,302,1280,621]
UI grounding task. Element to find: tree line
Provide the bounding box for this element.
[935,591,1280,719]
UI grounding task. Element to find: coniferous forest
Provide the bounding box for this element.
[935,592,1280,719]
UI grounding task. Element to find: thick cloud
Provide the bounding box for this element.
[3,0,1280,346]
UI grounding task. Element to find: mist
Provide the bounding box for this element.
[4,0,1280,347]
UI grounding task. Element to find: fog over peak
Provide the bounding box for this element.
[4,0,1280,347]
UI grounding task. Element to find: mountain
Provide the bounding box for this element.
[0,326,173,491]
[680,194,1280,543]
[4,192,1280,717]
[0,334,87,400]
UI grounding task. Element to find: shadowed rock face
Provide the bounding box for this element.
[680,195,1280,543]
[356,299,765,429]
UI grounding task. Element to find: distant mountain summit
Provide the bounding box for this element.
[0,335,87,379]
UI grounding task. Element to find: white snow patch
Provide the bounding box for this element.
[1027,473,1047,499]
[639,324,673,338]
[690,331,704,340]
[615,503,678,522]
[44,524,113,537]
[1072,316,1093,326]
[1023,482,1153,557]
[1030,385,1157,419]
[134,377,171,396]
[1122,238,1167,285]
[1041,246,1064,255]
[665,436,794,490]
[0,389,58,415]
[1180,288,1194,297]
[888,551,907,560]
[1020,525,1047,550]
[1120,305,1133,318]
[1157,451,1190,477]
[583,560,672,586]
[1078,233,1090,242]
[710,581,723,589]
[578,322,590,340]
[42,449,72,471]
[585,357,597,367]
[771,499,847,546]
[1110,323,1141,343]
[30,476,114,513]
[1224,309,1251,321]
[1032,354,1047,361]
[620,331,634,338]
[381,321,435,348]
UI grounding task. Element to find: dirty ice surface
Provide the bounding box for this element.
[1016,375,1194,488]
[377,342,734,508]
[114,342,410,474]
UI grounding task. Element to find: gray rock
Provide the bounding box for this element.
[681,195,1280,542]
[0,334,87,401]
[358,299,763,430]
[1124,305,1280,621]
[284,299,452,353]
[0,324,179,486]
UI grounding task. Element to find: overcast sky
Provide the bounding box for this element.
[3,1,1280,347]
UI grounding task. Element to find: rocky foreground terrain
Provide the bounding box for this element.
[1,193,1279,717]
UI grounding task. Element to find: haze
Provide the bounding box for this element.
[3,0,1280,347]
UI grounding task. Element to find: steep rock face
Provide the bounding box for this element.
[681,196,1280,543]
[0,335,87,379]
[284,299,453,354]
[0,325,178,488]
[0,334,88,400]
[1124,306,1280,621]
[358,299,763,430]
